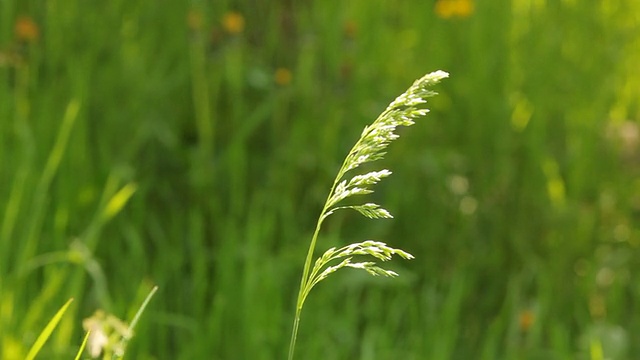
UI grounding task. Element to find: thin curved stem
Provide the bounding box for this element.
[287,209,327,360]
[287,311,301,360]
[288,169,345,359]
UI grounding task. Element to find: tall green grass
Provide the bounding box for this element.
[1,0,639,358]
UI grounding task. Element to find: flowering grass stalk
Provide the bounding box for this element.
[288,71,449,359]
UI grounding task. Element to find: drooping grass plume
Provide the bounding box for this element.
[288,70,449,360]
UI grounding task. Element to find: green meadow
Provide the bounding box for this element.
[1,0,639,359]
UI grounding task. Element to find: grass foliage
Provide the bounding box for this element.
[1,0,640,359]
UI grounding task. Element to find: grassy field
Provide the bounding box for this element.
[1,0,639,359]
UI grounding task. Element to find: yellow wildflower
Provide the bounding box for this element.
[15,15,39,42]
[222,11,245,34]
[274,67,292,86]
[519,309,535,332]
[435,0,474,19]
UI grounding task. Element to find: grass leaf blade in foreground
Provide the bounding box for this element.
[288,70,449,360]
[25,298,74,360]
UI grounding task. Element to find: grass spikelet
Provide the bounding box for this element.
[288,71,448,360]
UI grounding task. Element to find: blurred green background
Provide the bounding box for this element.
[1,0,639,359]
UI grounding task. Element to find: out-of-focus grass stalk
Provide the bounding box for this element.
[188,9,214,157]
[18,99,81,266]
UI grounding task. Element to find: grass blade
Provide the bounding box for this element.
[74,331,91,360]
[25,298,74,360]
[115,285,158,360]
